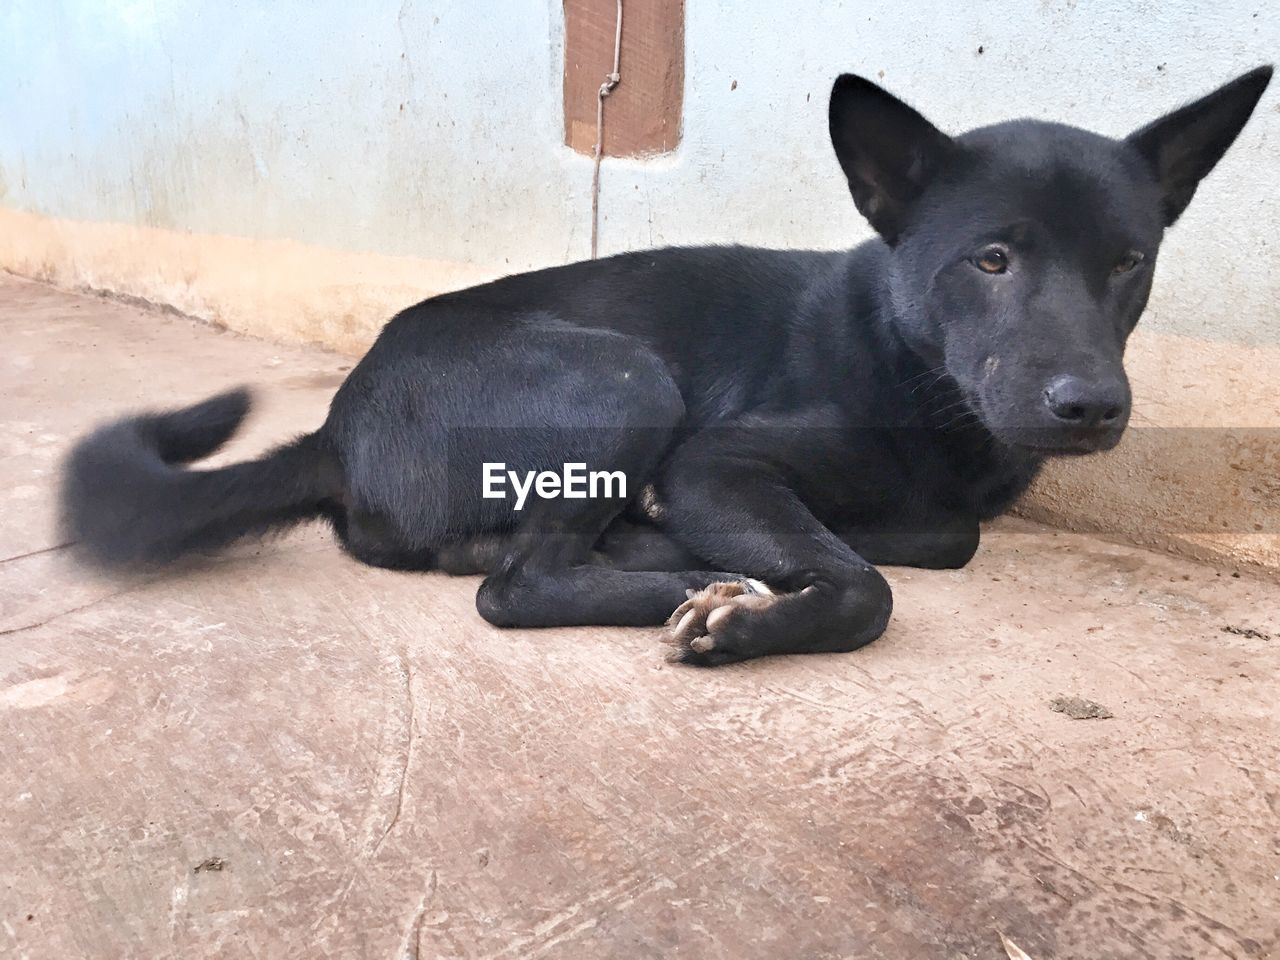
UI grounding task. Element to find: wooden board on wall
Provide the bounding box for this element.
[563,0,684,157]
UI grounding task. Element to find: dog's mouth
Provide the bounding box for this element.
[971,394,1126,456]
[1014,431,1124,456]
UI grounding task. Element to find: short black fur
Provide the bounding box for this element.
[61,66,1272,664]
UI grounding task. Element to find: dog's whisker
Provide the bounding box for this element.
[905,368,952,396]
[927,398,977,419]
[898,364,947,389]
[937,408,985,432]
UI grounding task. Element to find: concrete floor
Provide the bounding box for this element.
[2,273,1278,960]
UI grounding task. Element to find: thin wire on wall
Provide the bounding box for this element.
[590,0,622,259]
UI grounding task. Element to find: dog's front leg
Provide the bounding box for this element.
[833,512,979,570]
[655,440,893,666]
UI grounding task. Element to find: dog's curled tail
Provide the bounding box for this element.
[60,388,340,570]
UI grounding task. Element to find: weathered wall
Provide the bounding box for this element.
[1,1,1277,570]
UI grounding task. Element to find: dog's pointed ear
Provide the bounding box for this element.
[1127,65,1272,227]
[829,74,956,244]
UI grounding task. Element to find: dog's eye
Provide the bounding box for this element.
[973,246,1009,275]
[1112,250,1145,275]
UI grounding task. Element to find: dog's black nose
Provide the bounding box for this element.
[1042,375,1126,428]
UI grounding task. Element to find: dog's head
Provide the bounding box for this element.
[830,67,1271,454]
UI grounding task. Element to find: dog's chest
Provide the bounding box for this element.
[796,427,1041,524]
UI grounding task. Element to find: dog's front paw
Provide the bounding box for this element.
[663,579,778,666]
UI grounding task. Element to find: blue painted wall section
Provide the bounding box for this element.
[1,1,1276,342]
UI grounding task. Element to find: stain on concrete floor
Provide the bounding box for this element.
[1048,695,1114,720]
[2,275,1279,958]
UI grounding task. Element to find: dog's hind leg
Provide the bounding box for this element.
[475,484,755,627]
[590,519,706,571]
[472,337,756,628]
[334,508,440,571]
[336,510,512,575]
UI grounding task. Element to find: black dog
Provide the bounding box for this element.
[62,67,1272,665]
